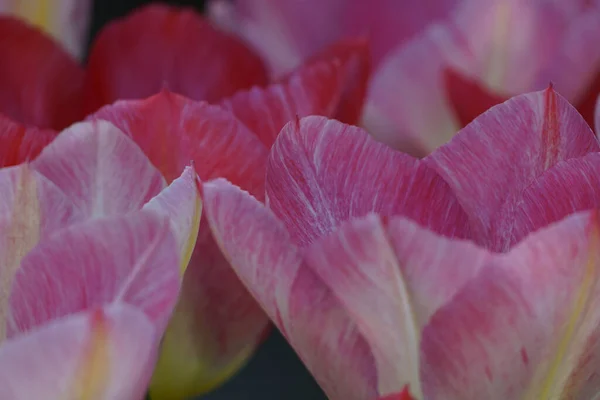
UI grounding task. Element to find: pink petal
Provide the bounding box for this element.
[83,4,267,115]
[492,153,600,250]
[305,214,489,397]
[0,113,57,167]
[202,178,377,400]
[31,120,166,218]
[0,16,84,129]
[218,40,355,147]
[88,91,268,192]
[8,210,180,336]
[424,87,599,245]
[0,305,157,400]
[0,0,91,60]
[143,165,202,275]
[0,164,78,339]
[421,210,600,399]
[266,116,470,248]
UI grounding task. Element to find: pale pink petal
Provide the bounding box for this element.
[305,214,489,397]
[0,0,91,59]
[491,153,600,250]
[267,116,470,248]
[0,305,157,400]
[0,164,78,339]
[362,25,461,154]
[32,120,166,218]
[421,210,600,399]
[424,87,599,244]
[143,165,202,275]
[202,178,377,400]
[8,210,180,336]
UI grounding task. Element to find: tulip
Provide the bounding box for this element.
[199,87,600,399]
[0,0,90,59]
[210,0,600,154]
[0,120,200,397]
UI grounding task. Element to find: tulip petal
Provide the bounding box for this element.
[424,87,599,245]
[203,178,377,400]
[88,91,268,188]
[492,153,600,250]
[8,210,180,336]
[306,214,489,397]
[280,38,371,125]
[0,113,56,167]
[421,210,600,399]
[0,164,77,339]
[31,120,166,218]
[143,165,202,275]
[0,305,157,400]
[84,4,267,115]
[0,16,84,129]
[218,48,346,147]
[267,116,470,248]
[0,0,91,59]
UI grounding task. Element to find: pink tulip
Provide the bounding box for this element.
[200,87,600,399]
[211,0,600,154]
[0,120,200,398]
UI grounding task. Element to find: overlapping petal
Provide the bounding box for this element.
[83,4,268,115]
[424,87,599,246]
[421,210,600,399]
[0,305,157,400]
[8,210,180,336]
[31,120,166,217]
[0,164,78,339]
[266,116,470,247]
[0,16,84,130]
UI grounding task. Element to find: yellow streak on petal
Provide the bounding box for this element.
[15,0,52,34]
[179,194,201,275]
[0,167,41,340]
[149,302,253,400]
[525,217,600,400]
[68,310,111,400]
[485,1,511,91]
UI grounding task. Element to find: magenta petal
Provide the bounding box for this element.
[266,116,470,247]
[424,87,599,245]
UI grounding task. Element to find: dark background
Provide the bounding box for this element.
[89,1,327,399]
